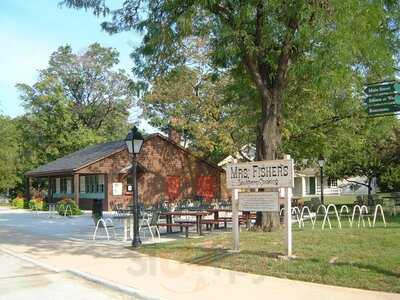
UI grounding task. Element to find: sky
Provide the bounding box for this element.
[0,0,157,132]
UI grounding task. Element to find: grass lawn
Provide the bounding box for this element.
[138,216,400,294]
[303,193,392,205]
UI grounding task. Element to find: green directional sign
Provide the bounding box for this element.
[367,104,400,115]
[364,82,400,95]
[365,94,400,105]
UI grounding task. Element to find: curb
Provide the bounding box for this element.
[0,247,62,273]
[0,247,167,300]
[67,269,167,300]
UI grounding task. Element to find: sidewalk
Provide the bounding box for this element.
[0,250,133,300]
[0,209,399,300]
[1,225,399,300]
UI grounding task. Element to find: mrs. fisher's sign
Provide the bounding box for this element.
[226,159,294,189]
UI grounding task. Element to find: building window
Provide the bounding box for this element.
[328,178,338,187]
[82,175,104,193]
[80,176,85,192]
[60,178,68,193]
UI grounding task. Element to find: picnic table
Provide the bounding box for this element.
[381,195,400,215]
[160,211,210,235]
[206,209,256,229]
[207,208,231,228]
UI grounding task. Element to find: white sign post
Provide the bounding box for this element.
[227,157,294,256]
[284,155,293,257]
[232,188,240,252]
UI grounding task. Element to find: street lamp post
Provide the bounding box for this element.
[125,126,144,248]
[318,156,325,205]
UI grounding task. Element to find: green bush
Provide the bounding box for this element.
[11,196,25,209]
[56,198,82,216]
[29,198,47,211]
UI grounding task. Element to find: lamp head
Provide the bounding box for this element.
[125,126,144,154]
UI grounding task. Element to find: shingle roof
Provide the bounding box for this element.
[26,133,223,177]
[26,140,126,176]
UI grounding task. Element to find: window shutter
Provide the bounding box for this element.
[166,176,180,201]
[197,176,216,201]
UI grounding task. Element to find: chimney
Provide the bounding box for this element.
[168,127,181,144]
[168,117,181,144]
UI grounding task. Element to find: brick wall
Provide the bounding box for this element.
[76,135,224,209]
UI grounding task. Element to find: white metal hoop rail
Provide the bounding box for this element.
[372,204,387,227]
[300,206,315,228]
[313,205,331,229]
[322,204,342,230]
[93,218,116,241]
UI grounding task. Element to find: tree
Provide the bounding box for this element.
[0,115,20,192]
[62,0,397,230]
[17,43,134,171]
[141,38,258,163]
[325,117,400,195]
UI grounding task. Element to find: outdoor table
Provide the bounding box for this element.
[207,208,232,229]
[160,211,210,235]
[381,196,400,215]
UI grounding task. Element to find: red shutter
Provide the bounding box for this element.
[197,176,216,201]
[166,176,180,201]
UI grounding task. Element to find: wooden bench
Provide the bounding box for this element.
[211,217,247,228]
[156,223,194,238]
[201,219,220,231]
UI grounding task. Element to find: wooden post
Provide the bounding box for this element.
[73,173,80,208]
[104,174,109,211]
[26,177,31,201]
[284,154,293,257]
[232,187,240,251]
[48,177,53,203]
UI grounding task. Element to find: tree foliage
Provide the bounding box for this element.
[324,116,399,194]
[0,115,20,191]
[62,0,400,229]
[16,43,134,173]
[141,38,257,163]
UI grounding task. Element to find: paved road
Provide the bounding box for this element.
[0,250,134,300]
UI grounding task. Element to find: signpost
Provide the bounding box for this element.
[364,81,400,116]
[227,157,294,257]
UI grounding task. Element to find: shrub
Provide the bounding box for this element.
[56,198,82,216]
[11,196,25,209]
[29,198,47,211]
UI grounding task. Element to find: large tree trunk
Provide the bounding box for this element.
[255,91,282,231]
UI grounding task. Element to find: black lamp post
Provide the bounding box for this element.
[318,156,325,205]
[125,126,144,248]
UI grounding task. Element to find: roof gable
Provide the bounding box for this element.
[146,133,222,170]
